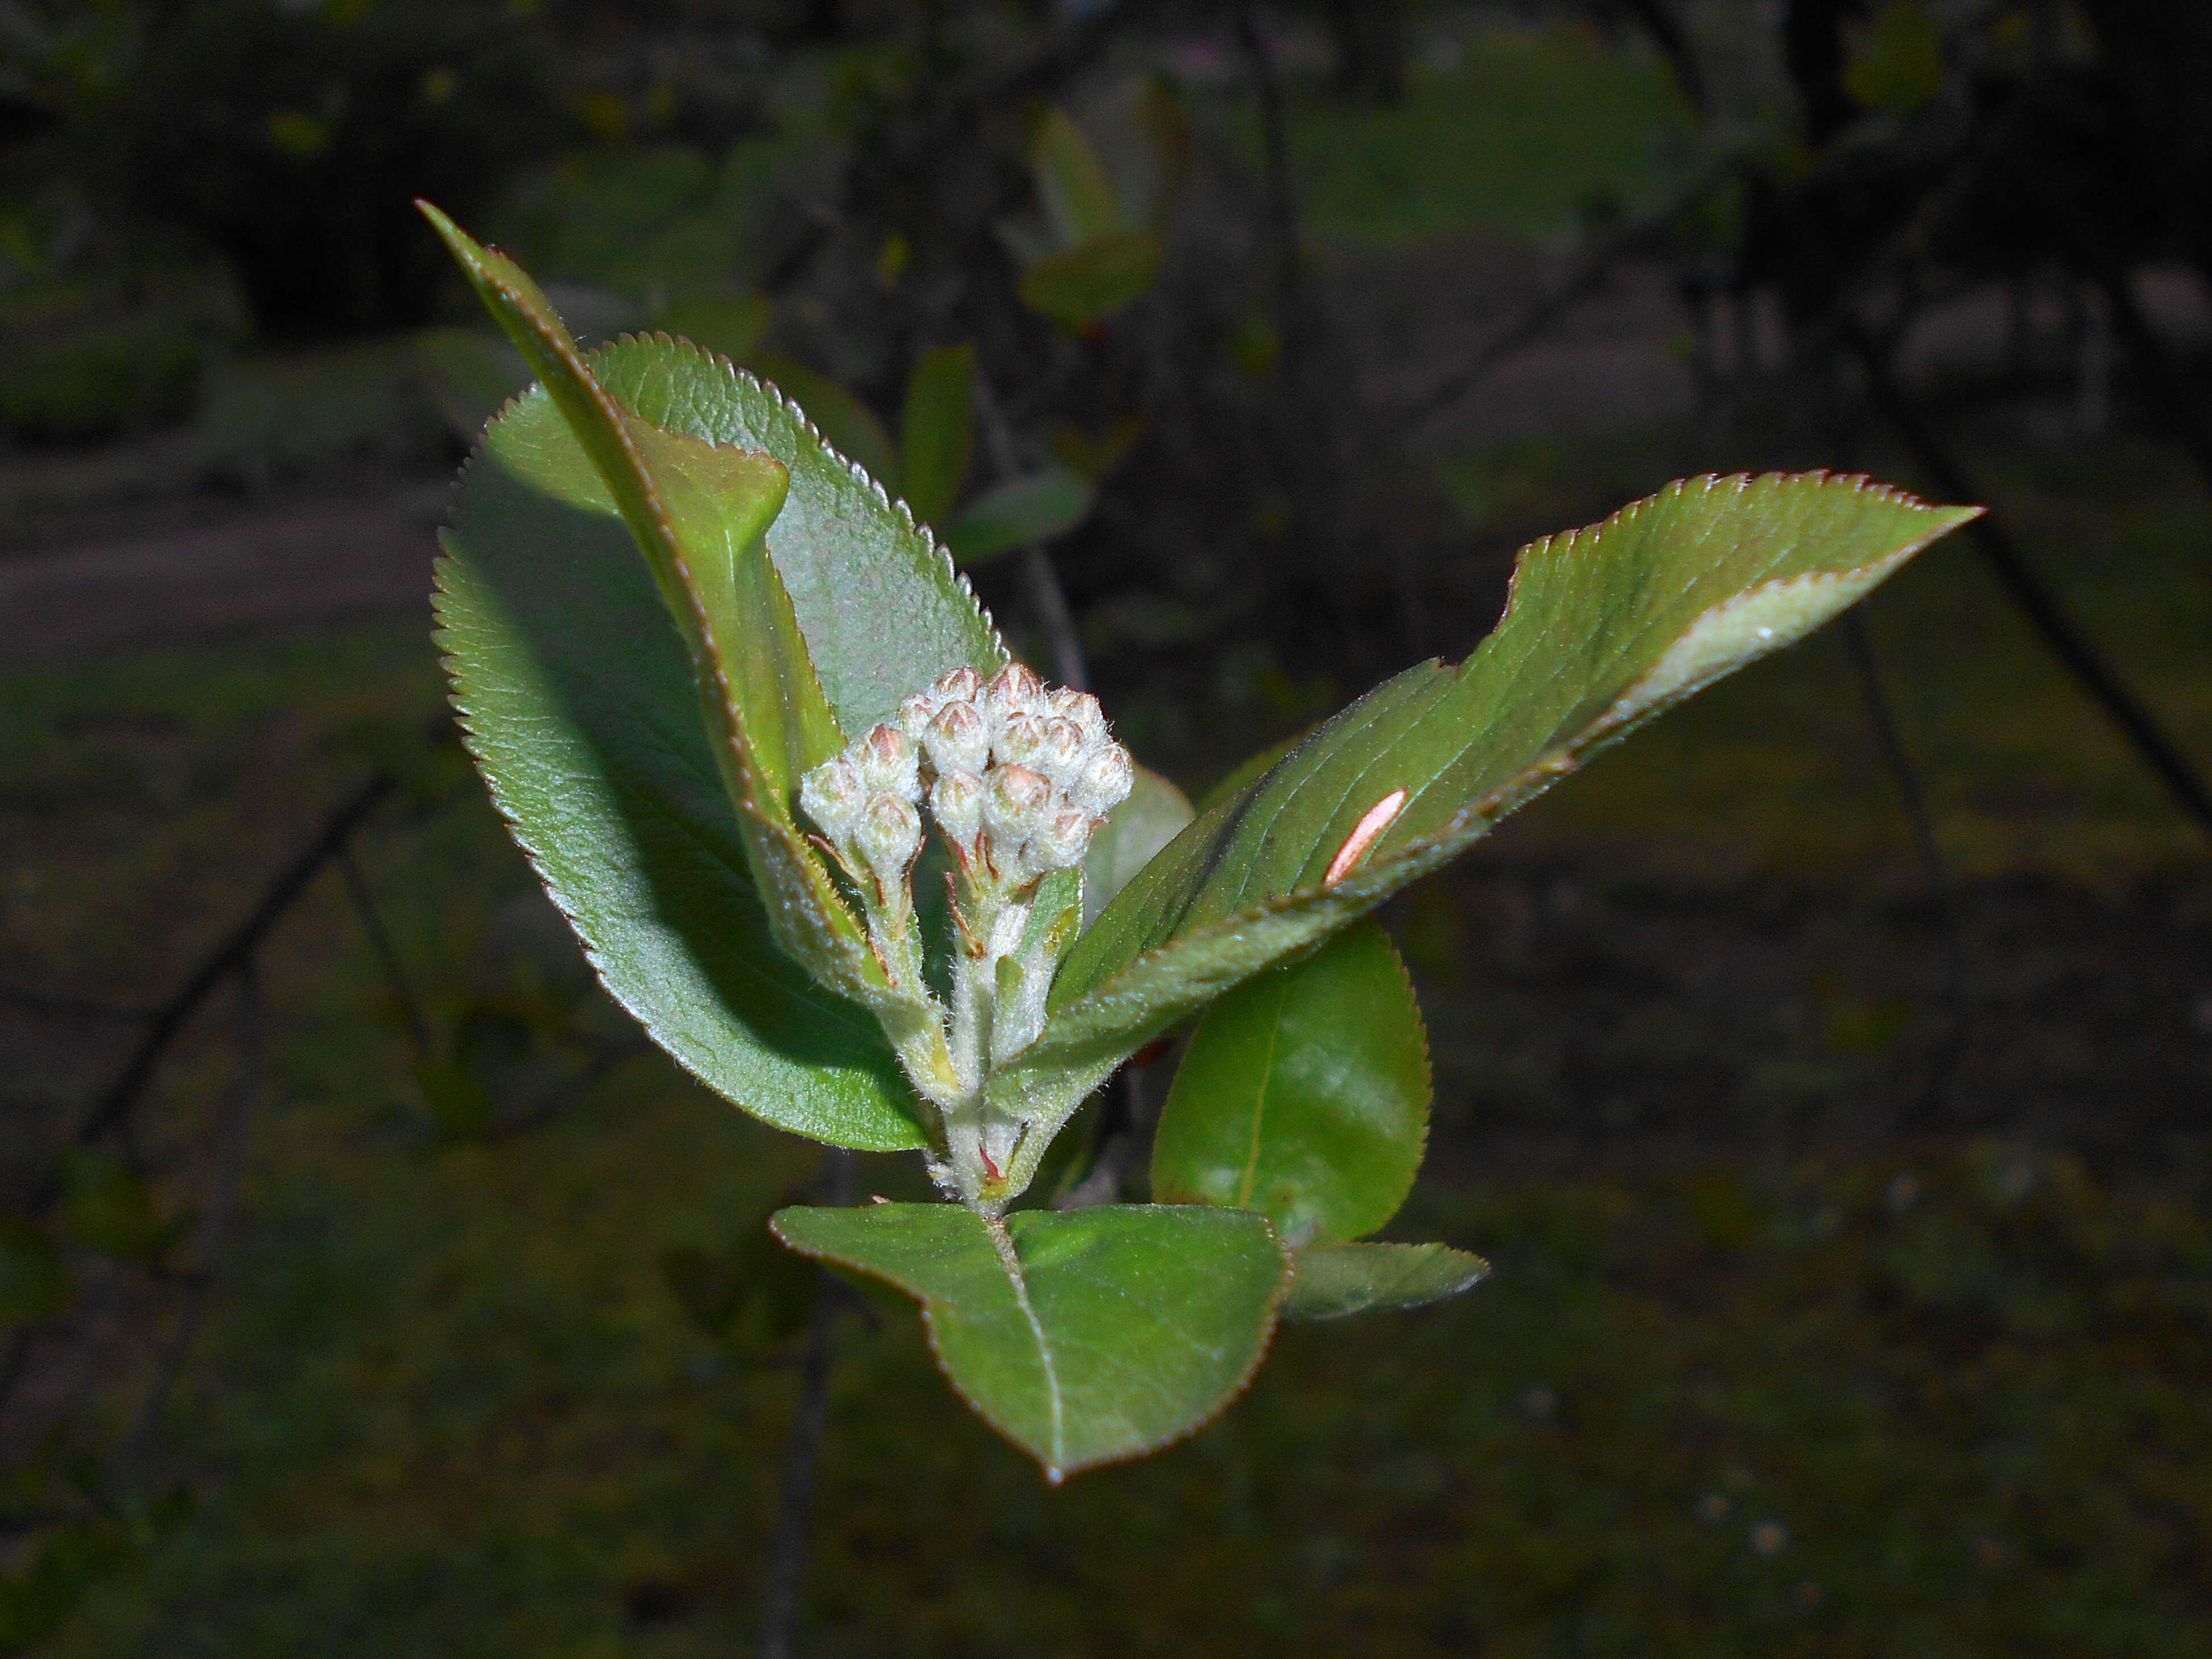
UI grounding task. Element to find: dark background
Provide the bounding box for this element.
[3,1,2211,1653]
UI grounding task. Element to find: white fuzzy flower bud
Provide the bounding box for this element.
[984,763,1051,849]
[1026,805,1093,876]
[1070,744,1133,819]
[934,665,982,704]
[923,700,991,777]
[984,662,1046,723]
[930,768,984,847]
[856,723,920,800]
[1034,717,1088,787]
[897,691,939,736]
[994,713,1046,770]
[799,755,866,840]
[1048,687,1107,746]
[855,793,923,885]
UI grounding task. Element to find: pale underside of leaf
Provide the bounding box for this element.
[1284,1241,1489,1322]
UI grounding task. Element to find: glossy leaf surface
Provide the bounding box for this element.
[945,467,1095,566]
[991,475,1979,1173]
[1284,1242,1488,1322]
[898,341,976,527]
[773,1202,1287,1480]
[1019,230,1165,329]
[1152,920,1428,1246]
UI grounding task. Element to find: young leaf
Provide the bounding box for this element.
[436,439,927,1149]
[584,335,1004,734]
[1019,230,1165,330]
[944,467,1095,567]
[988,474,1978,1182]
[748,351,903,497]
[772,1202,1288,1481]
[1151,919,1428,1247]
[1082,765,1193,927]
[1031,108,1124,249]
[1284,1242,1488,1322]
[898,341,976,527]
[421,205,882,1012]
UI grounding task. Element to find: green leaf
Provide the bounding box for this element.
[1082,765,1193,928]
[773,1202,1288,1480]
[1152,919,1428,1246]
[59,1149,187,1267]
[1284,1242,1488,1322]
[0,1214,71,1326]
[584,336,1005,734]
[1031,108,1124,249]
[435,416,926,1149]
[989,474,1978,1182]
[748,351,902,498]
[944,467,1095,566]
[1018,230,1165,329]
[422,205,883,1011]
[898,341,976,527]
[655,291,774,365]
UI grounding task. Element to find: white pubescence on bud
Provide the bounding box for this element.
[1026,806,1093,879]
[923,700,990,778]
[1070,744,1134,821]
[797,754,866,844]
[856,722,920,800]
[930,767,984,848]
[983,762,1051,853]
[855,793,923,886]
[794,658,1139,1210]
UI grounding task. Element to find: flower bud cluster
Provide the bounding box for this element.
[800,662,1133,893]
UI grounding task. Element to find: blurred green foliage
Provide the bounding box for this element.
[1282,22,1697,249]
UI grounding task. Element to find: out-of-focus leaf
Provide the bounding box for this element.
[414,327,531,444]
[0,1215,71,1326]
[1284,1241,1488,1322]
[1152,921,1427,1245]
[773,1202,1287,1481]
[945,467,1095,567]
[1032,108,1124,249]
[749,350,902,497]
[989,474,1979,1188]
[898,341,976,527]
[59,1149,186,1267]
[655,291,774,365]
[1018,230,1164,329]
[1047,412,1147,480]
[1083,765,1192,928]
[1846,1,1946,114]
